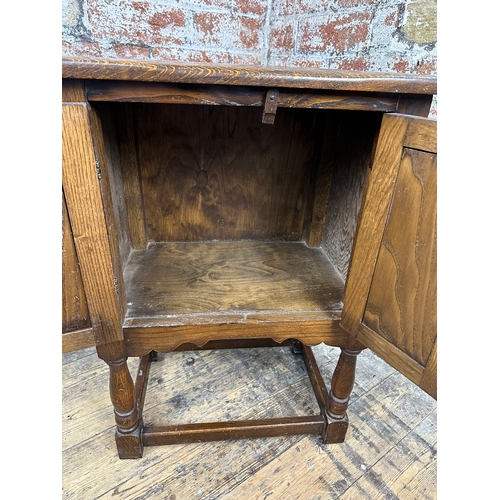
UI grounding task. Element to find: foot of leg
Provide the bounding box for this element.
[290,340,303,355]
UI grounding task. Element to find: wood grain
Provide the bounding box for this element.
[122,241,347,354]
[62,79,85,103]
[342,114,437,399]
[62,57,437,94]
[357,323,424,387]
[340,114,409,335]
[396,94,434,117]
[87,105,130,322]
[359,147,437,398]
[124,241,344,318]
[62,103,124,345]
[419,340,437,399]
[62,328,95,354]
[405,115,437,152]
[304,113,335,247]
[112,103,148,248]
[364,149,437,367]
[124,319,347,357]
[321,110,382,281]
[143,417,324,445]
[62,191,91,334]
[86,80,400,112]
[135,104,319,242]
[62,346,436,499]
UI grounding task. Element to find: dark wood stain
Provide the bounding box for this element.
[134,104,320,242]
[62,191,91,334]
[321,110,382,281]
[62,60,436,470]
[63,57,437,94]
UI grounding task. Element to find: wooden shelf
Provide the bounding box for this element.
[122,241,348,355]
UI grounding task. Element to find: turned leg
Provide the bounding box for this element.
[322,346,364,444]
[97,341,143,459]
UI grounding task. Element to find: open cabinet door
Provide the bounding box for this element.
[341,113,437,399]
[62,190,95,353]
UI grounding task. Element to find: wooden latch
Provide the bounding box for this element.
[262,89,279,124]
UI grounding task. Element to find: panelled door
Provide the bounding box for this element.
[62,190,95,353]
[341,113,437,399]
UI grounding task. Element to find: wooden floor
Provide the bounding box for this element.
[62,344,437,499]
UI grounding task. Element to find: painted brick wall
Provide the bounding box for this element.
[62,0,436,113]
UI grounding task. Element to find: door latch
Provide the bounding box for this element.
[262,89,279,124]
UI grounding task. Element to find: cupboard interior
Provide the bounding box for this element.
[95,101,382,332]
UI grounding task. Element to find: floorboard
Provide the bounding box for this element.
[62,344,436,499]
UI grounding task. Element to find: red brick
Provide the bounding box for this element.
[114,44,150,60]
[194,12,263,50]
[273,0,297,17]
[390,58,411,73]
[148,10,184,30]
[296,0,330,13]
[270,23,294,51]
[187,50,233,64]
[233,53,263,65]
[384,11,397,26]
[187,0,231,7]
[299,12,372,52]
[338,0,378,6]
[86,1,185,45]
[416,58,437,76]
[62,40,103,57]
[330,56,370,72]
[150,47,184,62]
[240,17,262,48]
[234,0,267,15]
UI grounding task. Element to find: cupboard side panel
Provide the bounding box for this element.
[136,104,317,242]
[321,111,382,281]
[114,103,148,248]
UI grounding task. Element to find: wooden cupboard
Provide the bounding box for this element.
[62,58,437,458]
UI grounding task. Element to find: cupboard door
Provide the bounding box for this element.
[341,114,437,399]
[62,190,95,353]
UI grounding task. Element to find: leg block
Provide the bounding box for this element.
[116,418,144,459]
[322,411,349,444]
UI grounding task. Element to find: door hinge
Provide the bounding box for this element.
[114,276,119,294]
[96,161,102,180]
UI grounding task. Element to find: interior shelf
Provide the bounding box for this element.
[123,241,344,334]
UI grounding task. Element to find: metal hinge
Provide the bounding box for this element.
[262,89,279,125]
[96,161,102,180]
[114,276,119,293]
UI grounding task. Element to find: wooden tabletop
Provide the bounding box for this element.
[62,57,437,95]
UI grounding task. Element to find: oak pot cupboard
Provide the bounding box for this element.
[62,58,437,459]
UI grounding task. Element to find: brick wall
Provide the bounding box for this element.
[62,0,436,113]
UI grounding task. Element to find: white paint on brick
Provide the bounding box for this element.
[62,0,79,27]
[61,0,437,95]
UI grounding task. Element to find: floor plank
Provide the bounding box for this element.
[62,344,436,499]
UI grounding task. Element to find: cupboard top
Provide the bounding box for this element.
[62,57,436,95]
